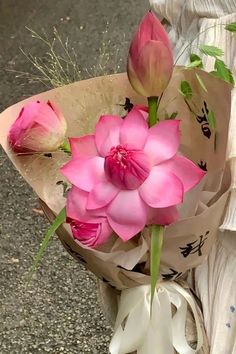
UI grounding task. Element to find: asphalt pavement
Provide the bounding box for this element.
[0,1,149,353]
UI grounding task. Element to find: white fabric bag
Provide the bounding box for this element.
[150,1,236,353]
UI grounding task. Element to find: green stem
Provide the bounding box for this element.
[150,225,164,309]
[148,96,159,127]
[148,97,164,310]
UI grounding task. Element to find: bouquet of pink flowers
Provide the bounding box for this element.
[0,11,233,354]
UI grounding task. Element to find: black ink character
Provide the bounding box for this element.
[196,101,211,139]
[198,161,208,172]
[44,153,52,158]
[180,231,210,258]
[122,97,134,112]
[162,268,183,280]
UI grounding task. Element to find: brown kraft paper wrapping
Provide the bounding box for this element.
[0,68,232,291]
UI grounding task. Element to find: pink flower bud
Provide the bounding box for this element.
[68,218,112,248]
[127,11,173,97]
[8,100,67,153]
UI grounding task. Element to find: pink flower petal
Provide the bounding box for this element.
[95,115,123,156]
[66,187,106,223]
[69,135,98,158]
[120,108,149,149]
[144,120,180,165]
[47,100,67,127]
[107,190,147,241]
[135,105,149,121]
[129,12,172,60]
[139,166,184,208]
[69,218,112,248]
[96,220,113,246]
[159,155,206,192]
[67,187,89,221]
[127,57,148,97]
[147,205,179,225]
[87,182,119,210]
[136,41,173,97]
[61,156,105,192]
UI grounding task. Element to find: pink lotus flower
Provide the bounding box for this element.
[67,217,112,248]
[61,108,205,242]
[127,11,173,97]
[8,100,67,153]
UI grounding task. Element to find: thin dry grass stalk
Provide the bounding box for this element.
[8,24,125,89]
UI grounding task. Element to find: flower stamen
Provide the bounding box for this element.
[105,144,151,190]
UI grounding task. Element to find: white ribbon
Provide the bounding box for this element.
[109,282,203,354]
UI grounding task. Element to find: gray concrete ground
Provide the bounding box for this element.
[0,1,148,353]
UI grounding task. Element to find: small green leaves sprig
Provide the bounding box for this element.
[186,22,236,86]
[178,21,236,137]
[187,45,234,85]
[179,80,216,131]
[225,22,236,33]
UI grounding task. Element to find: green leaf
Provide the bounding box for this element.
[179,81,193,100]
[207,110,216,130]
[225,22,236,32]
[186,60,203,69]
[60,140,71,154]
[212,59,235,85]
[150,225,164,309]
[200,45,224,58]
[188,53,203,69]
[190,53,202,63]
[165,111,178,120]
[169,112,178,120]
[196,73,208,92]
[28,207,66,281]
